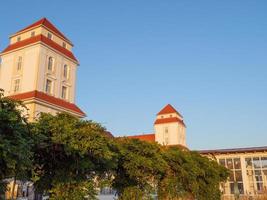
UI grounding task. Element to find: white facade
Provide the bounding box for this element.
[0,18,84,120]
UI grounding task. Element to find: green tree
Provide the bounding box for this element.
[113,138,167,200]
[31,113,117,199]
[0,89,33,199]
[158,146,229,200]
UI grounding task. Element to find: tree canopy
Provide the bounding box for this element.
[0,90,229,200]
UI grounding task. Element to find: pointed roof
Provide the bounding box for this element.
[13,18,72,43]
[157,104,183,117]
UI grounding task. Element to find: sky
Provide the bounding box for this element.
[0,0,267,150]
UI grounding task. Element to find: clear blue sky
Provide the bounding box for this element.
[1,0,267,150]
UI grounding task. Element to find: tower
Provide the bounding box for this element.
[0,18,85,120]
[154,104,186,146]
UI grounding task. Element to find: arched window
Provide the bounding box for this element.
[63,64,68,78]
[48,57,53,71]
[17,56,22,71]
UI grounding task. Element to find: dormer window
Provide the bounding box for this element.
[48,57,53,71]
[47,32,52,39]
[62,42,66,48]
[63,64,69,78]
[31,31,35,37]
[170,114,172,118]
[17,36,21,42]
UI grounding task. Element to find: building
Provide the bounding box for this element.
[1,18,266,200]
[128,104,267,199]
[0,18,86,200]
[0,18,85,121]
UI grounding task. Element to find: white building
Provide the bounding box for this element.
[0,18,85,121]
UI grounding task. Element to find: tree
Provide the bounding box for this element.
[112,138,167,199]
[31,112,117,199]
[0,89,33,199]
[158,146,229,200]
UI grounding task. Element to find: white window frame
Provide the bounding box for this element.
[47,57,53,71]
[61,86,68,100]
[13,79,20,93]
[45,79,53,94]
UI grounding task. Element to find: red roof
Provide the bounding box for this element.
[14,18,71,43]
[154,117,186,126]
[157,104,183,117]
[8,90,85,117]
[127,134,155,142]
[1,35,78,63]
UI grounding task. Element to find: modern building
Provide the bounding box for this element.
[0,18,85,121]
[1,18,266,200]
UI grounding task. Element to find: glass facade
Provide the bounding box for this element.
[245,156,267,193]
[219,157,244,195]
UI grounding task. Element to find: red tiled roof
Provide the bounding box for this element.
[8,90,85,117]
[157,104,183,117]
[14,18,71,43]
[1,35,78,63]
[154,117,186,127]
[127,133,155,142]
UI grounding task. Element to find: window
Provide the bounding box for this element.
[48,57,53,71]
[61,86,67,100]
[17,36,21,42]
[47,32,52,39]
[219,157,244,194]
[62,42,66,48]
[17,56,22,71]
[14,79,20,92]
[31,31,35,37]
[245,156,267,192]
[63,64,68,78]
[45,79,52,94]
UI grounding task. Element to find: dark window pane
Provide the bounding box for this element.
[229,172,234,182]
[255,170,262,181]
[238,183,244,194]
[234,158,241,169]
[230,183,235,194]
[261,157,267,168]
[219,159,226,167]
[257,182,264,191]
[227,159,233,169]
[235,171,243,182]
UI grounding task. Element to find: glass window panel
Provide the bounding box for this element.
[235,171,243,182]
[234,158,241,169]
[238,183,244,194]
[253,157,261,169]
[261,157,267,168]
[229,172,234,182]
[227,159,233,169]
[255,170,263,182]
[262,170,267,184]
[230,182,235,194]
[246,158,253,170]
[256,182,264,191]
[219,159,226,167]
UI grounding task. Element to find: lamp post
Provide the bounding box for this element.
[234,181,240,200]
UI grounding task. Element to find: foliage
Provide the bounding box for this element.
[30,112,117,199]
[113,138,167,199]
[49,180,97,200]
[158,146,229,200]
[0,89,33,196]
